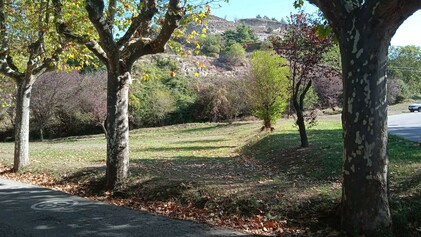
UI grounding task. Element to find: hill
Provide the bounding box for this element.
[192,15,287,40]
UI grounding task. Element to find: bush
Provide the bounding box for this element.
[388,76,409,104]
[190,77,252,122]
[222,25,258,46]
[130,59,197,127]
[220,43,246,65]
[199,35,222,57]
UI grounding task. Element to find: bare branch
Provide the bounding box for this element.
[125,0,183,67]
[117,0,158,47]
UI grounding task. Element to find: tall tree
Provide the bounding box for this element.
[299,0,421,235]
[249,50,289,131]
[0,0,66,171]
[272,12,333,147]
[388,45,421,96]
[52,0,212,190]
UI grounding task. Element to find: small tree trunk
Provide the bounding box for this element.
[105,69,130,190]
[295,109,308,148]
[340,23,391,235]
[39,128,44,142]
[13,79,33,172]
[100,120,107,139]
[293,96,309,148]
[261,119,273,132]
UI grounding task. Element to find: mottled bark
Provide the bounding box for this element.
[105,67,131,190]
[340,25,391,236]
[13,79,33,172]
[306,1,421,236]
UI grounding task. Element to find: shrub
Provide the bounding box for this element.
[199,35,222,57]
[220,43,246,65]
[130,60,197,127]
[190,77,252,123]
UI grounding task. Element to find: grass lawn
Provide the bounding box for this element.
[0,117,420,236]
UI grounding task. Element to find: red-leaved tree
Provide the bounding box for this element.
[272,11,333,147]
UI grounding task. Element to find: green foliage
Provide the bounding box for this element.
[388,46,421,98]
[322,44,341,73]
[293,0,305,8]
[138,85,177,126]
[222,25,258,46]
[198,34,222,57]
[249,51,290,129]
[303,86,319,109]
[259,41,273,51]
[220,43,246,65]
[130,58,197,127]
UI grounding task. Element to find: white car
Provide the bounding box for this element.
[408,102,421,112]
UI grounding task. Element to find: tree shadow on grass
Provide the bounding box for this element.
[391,191,421,237]
[179,123,247,134]
[242,128,344,181]
[135,145,237,152]
[172,139,228,144]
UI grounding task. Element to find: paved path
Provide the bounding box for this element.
[0,178,259,237]
[388,112,421,143]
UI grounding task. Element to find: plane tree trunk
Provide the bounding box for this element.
[54,0,184,190]
[339,23,391,236]
[13,78,34,171]
[307,0,421,236]
[105,62,131,189]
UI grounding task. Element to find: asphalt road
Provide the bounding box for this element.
[388,112,421,143]
[0,178,260,237]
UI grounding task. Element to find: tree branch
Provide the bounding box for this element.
[52,0,108,64]
[300,79,312,110]
[124,0,183,67]
[32,44,64,78]
[0,0,23,80]
[373,0,421,34]
[306,0,345,34]
[106,0,117,26]
[85,0,115,54]
[117,0,158,47]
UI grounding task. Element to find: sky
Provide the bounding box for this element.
[210,0,421,47]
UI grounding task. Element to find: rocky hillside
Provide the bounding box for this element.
[192,15,287,40]
[133,53,250,80]
[135,16,288,80]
